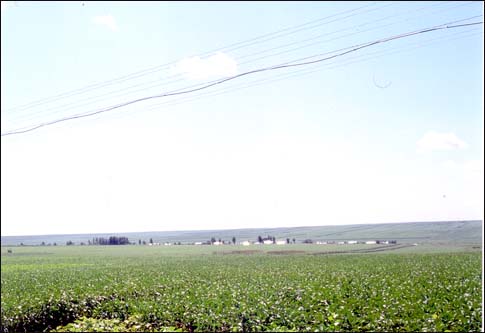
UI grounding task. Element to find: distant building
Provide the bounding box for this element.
[241,241,251,246]
[213,241,222,246]
[276,240,286,245]
[263,240,274,245]
[348,241,357,244]
[365,241,376,245]
[194,242,203,245]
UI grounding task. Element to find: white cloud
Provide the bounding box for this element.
[171,52,238,80]
[416,131,468,153]
[93,15,118,32]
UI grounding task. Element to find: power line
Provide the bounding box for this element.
[2,19,482,137]
[129,26,482,117]
[0,2,408,125]
[0,1,410,125]
[3,1,383,113]
[10,26,482,128]
[4,1,472,125]
[139,27,483,116]
[235,1,475,66]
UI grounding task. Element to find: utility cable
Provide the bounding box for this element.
[1,20,482,137]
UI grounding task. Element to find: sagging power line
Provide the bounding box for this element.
[3,2,382,113]
[139,27,482,116]
[1,19,483,137]
[3,1,475,125]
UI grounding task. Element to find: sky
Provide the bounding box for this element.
[1,1,483,236]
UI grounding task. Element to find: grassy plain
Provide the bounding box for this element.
[1,243,482,332]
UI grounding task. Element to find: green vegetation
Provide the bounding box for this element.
[1,245,482,332]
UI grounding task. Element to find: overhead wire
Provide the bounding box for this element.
[4,1,472,126]
[9,0,472,122]
[3,2,399,127]
[0,2,411,124]
[138,27,483,115]
[235,1,476,66]
[1,19,482,137]
[2,1,383,113]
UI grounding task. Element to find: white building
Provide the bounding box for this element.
[276,240,286,245]
[263,240,274,245]
[241,241,251,246]
[365,241,376,245]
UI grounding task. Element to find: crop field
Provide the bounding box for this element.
[1,245,482,332]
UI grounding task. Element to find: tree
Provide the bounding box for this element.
[41,241,46,246]
[292,238,296,244]
[286,238,290,244]
[66,240,74,246]
[150,238,153,244]
[272,236,276,244]
[138,239,141,245]
[232,236,236,245]
[257,235,263,243]
[143,240,147,245]
[210,237,216,244]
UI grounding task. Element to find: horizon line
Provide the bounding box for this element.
[1,219,482,238]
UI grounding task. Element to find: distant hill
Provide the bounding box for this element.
[1,220,482,246]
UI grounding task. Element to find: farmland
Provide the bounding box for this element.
[1,244,482,332]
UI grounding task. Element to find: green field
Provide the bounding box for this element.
[1,243,482,332]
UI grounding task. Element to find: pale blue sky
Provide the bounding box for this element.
[1,1,483,236]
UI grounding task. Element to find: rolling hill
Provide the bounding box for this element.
[1,220,482,246]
